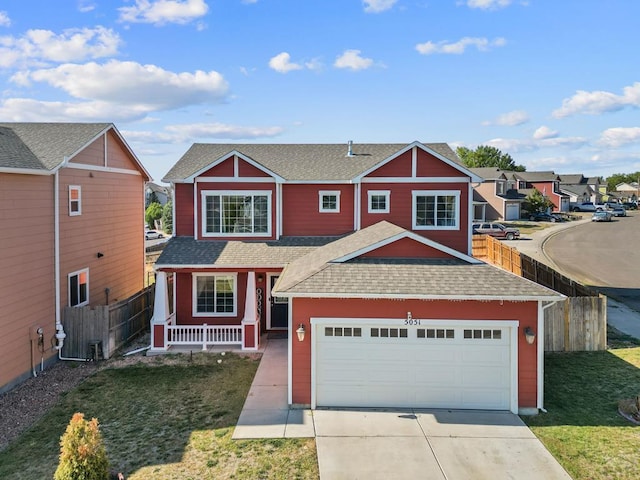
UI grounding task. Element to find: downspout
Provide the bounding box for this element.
[53,167,89,362]
[538,299,563,412]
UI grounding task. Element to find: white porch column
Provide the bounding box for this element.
[241,271,259,350]
[150,271,170,351]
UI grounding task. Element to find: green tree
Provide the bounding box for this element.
[456,145,526,172]
[145,202,163,229]
[524,189,554,214]
[54,413,109,480]
[162,200,173,234]
[605,172,640,193]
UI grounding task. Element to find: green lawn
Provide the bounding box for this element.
[0,353,318,480]
[525,331,640,480]
[3,333,640,479]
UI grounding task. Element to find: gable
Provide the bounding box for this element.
[366,150,412,177]
[199,156,235,177]
[360,236,455,259]
[415,148,467,177]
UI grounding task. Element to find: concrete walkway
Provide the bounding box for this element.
[232,338,314,439]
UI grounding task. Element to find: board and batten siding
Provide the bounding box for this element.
[0,173,56,392]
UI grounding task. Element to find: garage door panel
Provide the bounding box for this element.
[315,323,513,410]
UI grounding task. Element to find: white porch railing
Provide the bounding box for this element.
[167,323,243,351]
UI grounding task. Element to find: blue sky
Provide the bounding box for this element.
[1,0,639,183]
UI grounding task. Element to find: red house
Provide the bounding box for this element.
[152,141,563,414]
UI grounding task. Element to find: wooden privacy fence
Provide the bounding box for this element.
[61,285,155,360]
[472,234,606,351]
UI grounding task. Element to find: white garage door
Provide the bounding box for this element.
[315,321,514,411]
[505,203,520,220]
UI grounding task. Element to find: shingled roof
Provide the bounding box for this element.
[0,123,112,171]
[162,142,465,183]
[270,221,562,301]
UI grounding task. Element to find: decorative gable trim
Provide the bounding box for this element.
[353,141,483,183]
[184,150,284,184]
[331,230,482,264]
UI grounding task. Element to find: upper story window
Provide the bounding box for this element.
[193,273,236,317]
[496,181,505,196]
[412,190,460,230]
[319,191,340,213]
[69,185,81,216]
[68,268,89,307]
[202,191,271,237]
[368,190,390,213]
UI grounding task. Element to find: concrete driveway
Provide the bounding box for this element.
[314,408,572,480]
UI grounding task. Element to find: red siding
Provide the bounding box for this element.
[175,184,194,236]
[238,158,270,177]
[194,182,277,241]
[291,298,538,408]
[367,150,412,177]
[199,157,234,177]
[415,148,466,177]
[361,182,470,253]
[282,184,355,236]
[361,237,453,258]
[530,182,561,211]
[174,270,247,325]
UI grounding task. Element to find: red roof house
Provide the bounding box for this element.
[152,141,563,414]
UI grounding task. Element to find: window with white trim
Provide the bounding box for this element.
[412,190,460,230]
[68,268,89,307]
[193,273,237,316]
[202,191,271,236]
[368,190,390,213]
[69,185,81,216]
[319,191,340,213]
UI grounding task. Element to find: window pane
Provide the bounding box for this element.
[206,194,269,234]
[322,195,337,210]
[437,195,456,226]
[70,275,79,306]
[371,195,386,211]
[196,277,216,312]
[215,277,235,313]
[415,196,435,226]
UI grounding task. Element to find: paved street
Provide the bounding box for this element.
[543,213,640,314]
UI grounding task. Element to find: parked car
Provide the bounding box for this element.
[472,223,520,240]
[622,202,637,210]
[608,206,626,217]
[145,230,164,240]
[529,212,562,222]
[570,202,605,212]
[591,211,612,222]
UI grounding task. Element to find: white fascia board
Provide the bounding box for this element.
[65,163,142,176]
[283,179,354,184]
[109,124,152,180]
[0,167,52,175]
[331,230,483,264]
[273,292,565,302]
[155,263,287,270]
[311,317,520,328]
[184,150,284,184]
[361,177,471,184]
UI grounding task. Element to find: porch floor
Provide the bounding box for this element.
[232,337,315,439]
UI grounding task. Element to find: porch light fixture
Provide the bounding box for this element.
[524,327,536,345]
[96,252,104,258]
[257,274,264,282]
[296,324,306,342]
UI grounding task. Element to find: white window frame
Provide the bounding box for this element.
[412,190,460,230]
[192,273,237,317]
[368,190,390,214]
[69,185,82,216]
[319,190,340,213]
[201,190,272,238]
[68,268,89,307]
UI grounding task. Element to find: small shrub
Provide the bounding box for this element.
[54,412,109,480]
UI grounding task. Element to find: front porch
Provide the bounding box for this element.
[149,271,263,353]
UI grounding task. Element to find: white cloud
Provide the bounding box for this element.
[123,123,284,144]
[118,0,209,25]
[483,110,529,126]
[552,82,640,118]
[13,60,229,111]
[0,98,152,122]
[598,127,640,148]
[0,11,10,27]
[363,0,398,13]
[78,1,97,13]
[416,37,506,55]
[533,126,559,140]
[0,26,121,68]
[465,0,512,10]
[486,133,587,153]
[334,49,374,71]
[268,52,303,73]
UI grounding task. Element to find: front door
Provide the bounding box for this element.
[268,274,288,330]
